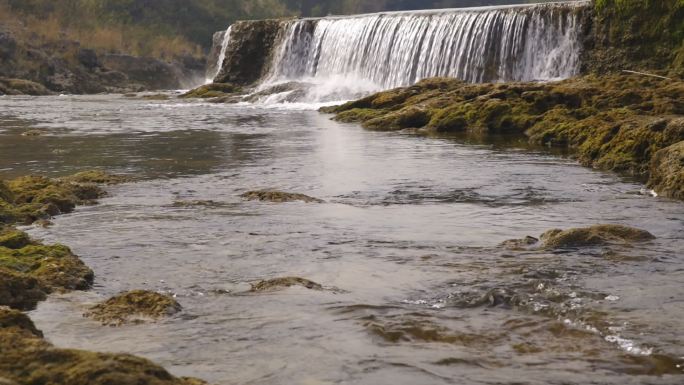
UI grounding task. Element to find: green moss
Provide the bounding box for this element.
[540,224,655,249]
[180,83,241,99]
[648,140,684,199]
[332,108,387,123]
[588,0,684,77]
[0,309,206,385]
[84,290,182,326]
[0,228,30,249]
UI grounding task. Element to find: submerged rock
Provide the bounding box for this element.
[540,224,655,249]
[648,140,684,200]
[241,190,324,203]
[85,290,182,326]
[0,170,126,224]
[250,277,323,292]
[0,308,206,385]
[21,129,45,137]
[499,236,539,250]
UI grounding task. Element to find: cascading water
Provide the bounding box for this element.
[208,26,233,83]
[216,1,590,103]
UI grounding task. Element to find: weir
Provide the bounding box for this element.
[212,1,591,101]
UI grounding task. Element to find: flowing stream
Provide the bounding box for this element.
[1,94,683,384]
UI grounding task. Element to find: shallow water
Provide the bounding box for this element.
[1,94,683,384]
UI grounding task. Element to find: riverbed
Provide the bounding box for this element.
[1,94,683,384]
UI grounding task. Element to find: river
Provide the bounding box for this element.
[1,94,683,384]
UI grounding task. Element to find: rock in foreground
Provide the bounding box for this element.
[0,308,205,385]
[85,290,182,326]
[241,190,324,203]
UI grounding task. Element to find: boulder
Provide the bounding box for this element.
[85,290,182,326]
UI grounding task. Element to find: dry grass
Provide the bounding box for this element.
[0,0,202,60]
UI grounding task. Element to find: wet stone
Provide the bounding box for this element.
[250,277,324,292]
[241,190,324,203]
[540,224,655,249]
[84,290,182,326]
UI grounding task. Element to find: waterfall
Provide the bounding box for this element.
[253,1,588,102]
[209,26,233,83]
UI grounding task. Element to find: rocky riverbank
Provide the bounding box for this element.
[321,74,684,200]
[0,27,205,95]
[0,171,207,385]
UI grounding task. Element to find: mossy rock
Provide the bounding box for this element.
[241,190,324,203]
[1,170,126,225]
[0,228,30,249]
[0,269,48,311]
[85,290,182,326]
[0,308,206,385]
[250,277,323,292]
[180,83,241,99]
[540,224,655,249]
[648,140,684,199]
[0,307,43,338]
[1,241,94,292]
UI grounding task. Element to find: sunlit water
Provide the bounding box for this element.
[1,94,683,384]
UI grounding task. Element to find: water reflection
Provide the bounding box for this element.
[0,95,682,385]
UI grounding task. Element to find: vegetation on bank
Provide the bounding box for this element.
[322,74,684,199]
[586,0,684,76]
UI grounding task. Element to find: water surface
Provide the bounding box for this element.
[1,94,682,384]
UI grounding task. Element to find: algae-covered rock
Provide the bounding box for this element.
[648,140,684,199]
[540,224,655,249]
[85,290,182,326]
[0,240,94,292]
[0,269,48,311]
[0,308,206,385]
[241,190,324,203]
[0,227,30,249]
[250,277,323,292]
[1,170,126,224]
[180,83,241,99]
[0,307,43,338]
